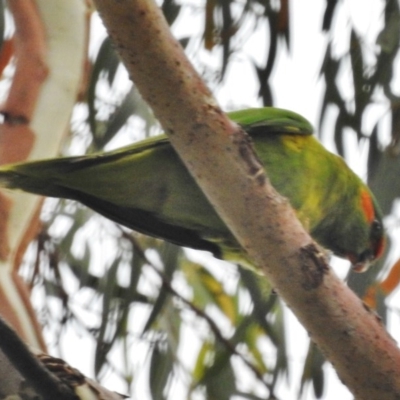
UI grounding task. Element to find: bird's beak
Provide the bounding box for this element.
[348,250,374,273]
[351,260,371,273]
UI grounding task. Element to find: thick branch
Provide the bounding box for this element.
[0,315,127,400]
[93,1,400,398]
[0,316,78,400]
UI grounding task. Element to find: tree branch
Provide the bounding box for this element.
[93,1,400,398]
[0,315,78,400]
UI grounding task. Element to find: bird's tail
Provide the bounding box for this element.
[0,162,63,198]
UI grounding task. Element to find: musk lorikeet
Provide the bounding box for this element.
[0,107,384,271]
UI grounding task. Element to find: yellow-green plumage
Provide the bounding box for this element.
[0,107,384,270]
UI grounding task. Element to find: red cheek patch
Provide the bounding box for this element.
[375,236,386,259]
[361,189,375,223]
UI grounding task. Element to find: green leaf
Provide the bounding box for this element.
[143,283,170,334]
[161,0,181,26]
[149,344,173,400]
[182,260,237,324]
[377,0,400,53]
[203,351,236,400]
[239,267,277,341]
[95,88,137,149]
[95,256,121,375]
[192,339,214,382]
[142,243,180,333]
[299,342,325,399]
[87,37,120,140]
[270,301,288,389]
[245,324,269,375]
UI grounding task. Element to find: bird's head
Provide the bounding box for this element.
[347,189,385,272]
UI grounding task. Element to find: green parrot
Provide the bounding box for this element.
[0,107,384,271]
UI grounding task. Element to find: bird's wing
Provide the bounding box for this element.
[228,107,314,136]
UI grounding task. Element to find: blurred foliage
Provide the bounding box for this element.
[12,0,400,399]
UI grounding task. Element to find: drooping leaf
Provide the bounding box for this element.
[277,0,290,47]
[322,0,339,31]
[245,324,269,375]
[161,0,181,26]
[95,256,121,375]
[204,0,217,50]
[349,29,370,137]
[87,37,121,140]
[192,339,214,383]
[199,342,236,400]
[366,122,384,185]
[142,243,180,333]
[299,342,325,399]
[93,88,137,150]
[149,343,173,400]
[220,0,235,79]
[270,300,288,389]
[376,0,400,54]
[239,267,277,342]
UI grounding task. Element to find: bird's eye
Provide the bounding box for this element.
[371,219,382,238]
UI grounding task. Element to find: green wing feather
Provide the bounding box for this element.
[228,107,313,135]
